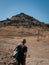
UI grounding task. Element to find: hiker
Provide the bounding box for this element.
[13,39,27,65]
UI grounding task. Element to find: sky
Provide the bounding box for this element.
[0,0,49,23]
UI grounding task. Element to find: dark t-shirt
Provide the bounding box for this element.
[16,44,27,60]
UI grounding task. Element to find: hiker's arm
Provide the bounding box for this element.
[24,48,27,59]
[24,52,27,58]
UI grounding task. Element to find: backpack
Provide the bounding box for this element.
[12,45,22,58]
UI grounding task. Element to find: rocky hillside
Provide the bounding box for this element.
[0,13,47,28]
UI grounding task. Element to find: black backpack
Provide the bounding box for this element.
[13,45,22,58]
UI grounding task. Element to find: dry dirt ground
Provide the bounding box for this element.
[0,26,49,65]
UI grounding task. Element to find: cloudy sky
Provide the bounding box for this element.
[0,0,49,23]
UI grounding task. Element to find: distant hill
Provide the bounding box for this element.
[0,13,48,28]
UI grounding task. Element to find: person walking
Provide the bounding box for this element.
[13,39,27,65]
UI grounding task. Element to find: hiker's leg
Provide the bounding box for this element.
[22,63,25,65]
[21,62,25,65]
[21,60,25,65]
[18,61,20,65]
[17,60,20,65]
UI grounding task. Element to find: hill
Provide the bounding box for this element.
[0,13,47,28]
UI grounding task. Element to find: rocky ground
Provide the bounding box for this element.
[0,35,49,65]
